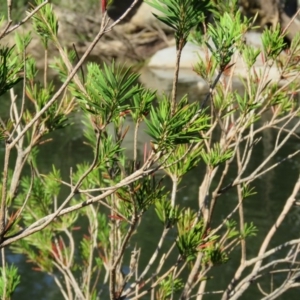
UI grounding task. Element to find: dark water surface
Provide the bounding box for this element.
[1,83,300,300]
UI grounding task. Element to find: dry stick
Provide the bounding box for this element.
[112,218,138,271]
[122,227,170,297]
[53,275,70,300]
[222,177,300,300]
[51,245,75,299]
[110,187,139,299]
[7,0,142,149]
[274,110,298,148]
[11,163,34,224]
[54,182,132,223]
[288,243,300,282]
[125,243,179,299]
[261,280,300,300]
[9,47,27,139]
[0,1,141,248]
[170,177,178,207]
[85,205,98,299]
[1,161,157,248]
[193,266,213,300]
[251,150,300,180]
[192,290,224,298]
[53,260,84,299]
[196,275,207,300]
[208,201,242,242]
[109,193,117,300]
[0,143,11,241]
[3,130,100,245]
[0,0,13,39]
[236,147,246,264]
[44,47,48,88]
[133,121,140,169]
[8,25,107,149]
[178,68,224,145]
[8,88,28,197]
[208,105,241,208]
[64,228,75,269]
[0,0,49,39]
[200,70,223,111]
[209,160,231,221]
[227,257,300,300]
[257,282,269,297]
[180,253,204,299]
[1,247,6,299]
[235,118,300,186]
[231,106,300,148]
[281,8,300,36]
[240,124,255,172]
[6,0,11,21]
[130,265,179,300]
[199,167,216,223]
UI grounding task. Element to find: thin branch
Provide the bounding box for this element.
[171,41,184,115]
[8,16,109,149]
[0,0,49,39]
[222,177,300,300]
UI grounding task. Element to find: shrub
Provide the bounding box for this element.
[0,0,300,299]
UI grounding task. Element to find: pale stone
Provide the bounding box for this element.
[147,32,287,87]
[148,42,206,69]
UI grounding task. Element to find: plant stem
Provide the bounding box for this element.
[1,248,6,299]
[171,177,178,207]
[171,39,185,115]
[0,144,11,241]
[180,253,203,299]
[133,121,140,169]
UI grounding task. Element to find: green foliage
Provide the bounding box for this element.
[130,88,156,123]
[267,84,295,113]
[201,242,229,265]
[26,82,70,132]
[164,144,203,180]
[225,220,240,239]
[240,222,258,239]
[0,0,299,299]
[261,25,286,60]
[176,209,219,262]
[241,44,261,69]
[241,184,257,199]
[0,264,20,298]
[31,0,59,47]
[193,53,218,83]
[75,62,140,128]
[50,49,77,83]
[157,274,184,299]
[14,32,32,54]
[147,0,210,48]
[155,197,180,228]
[117,174,165,218]
[207,11,250,69]
[201,143,233,168]
[0,46,23,97]
[145,96,210,150]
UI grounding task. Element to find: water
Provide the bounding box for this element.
[1,73,299,300]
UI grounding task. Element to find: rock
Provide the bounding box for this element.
[139,66,209,98]
[147,32,288,87]
[148,42,205,69]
